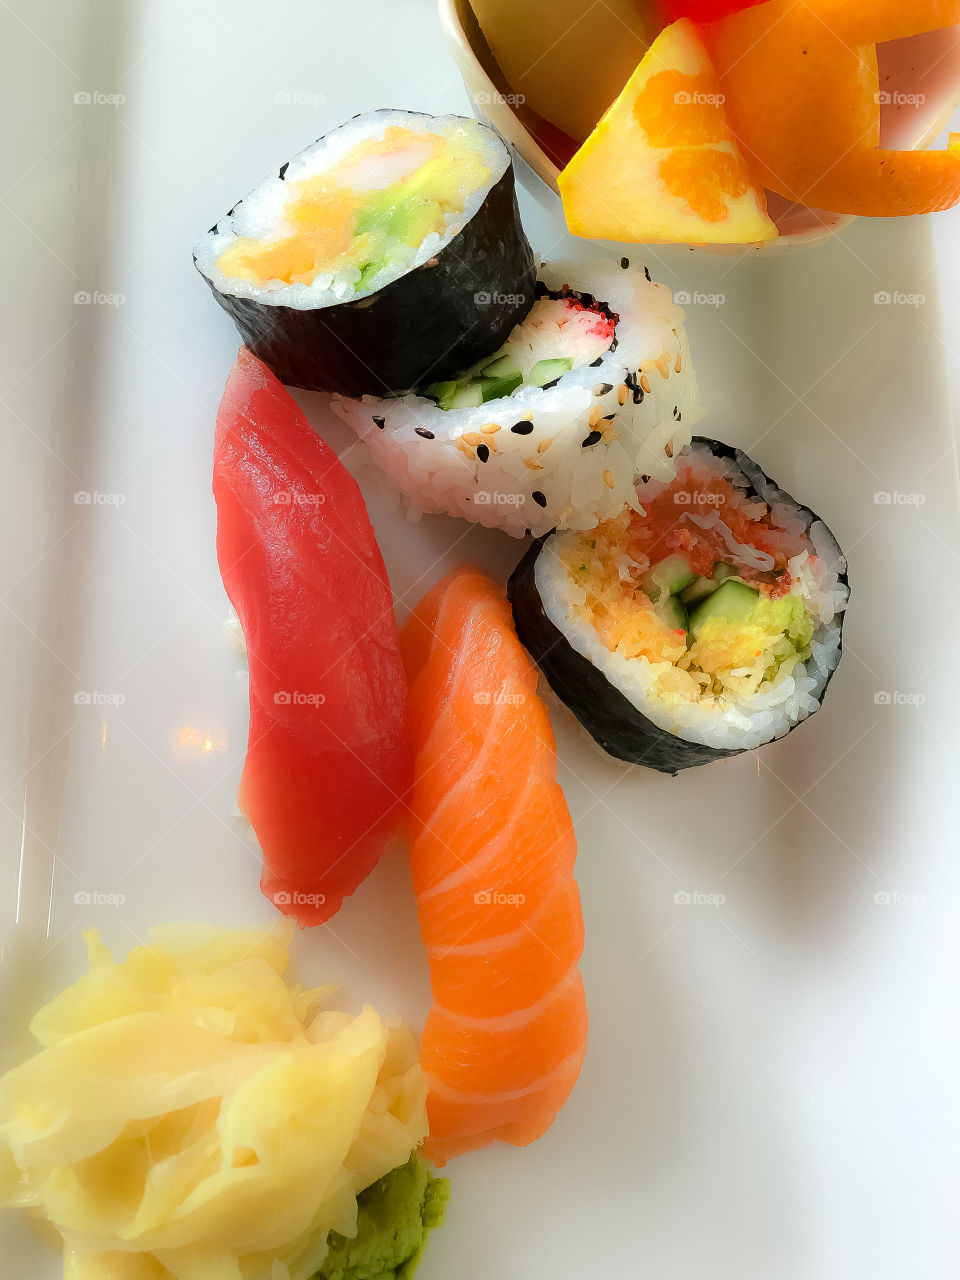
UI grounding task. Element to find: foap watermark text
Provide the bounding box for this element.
[874,691,925,707]
[74,889,126,907]
[674,890,726,907]
[274,690,325,707]
[674,290,725,308]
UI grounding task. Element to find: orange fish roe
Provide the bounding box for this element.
[559,512,687,664]
[631,461,810,595]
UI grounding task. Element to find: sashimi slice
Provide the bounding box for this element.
[403,568,587,1165]
[213,348,409,926]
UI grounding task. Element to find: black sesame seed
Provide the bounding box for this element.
[278,162,289,180]
[511,420,534,435]
[541,377,562,391]
[640,474,651,484]
[593,382,614,395]
[581,431,603,448]
[624,371,644,405]
[603,413,616,421]
[415,427,435,439]
[372,415,385,429]
[531,491,547,508]
[672,406,681,422]
[476,443,489,462]
[620,256,629,269]
[643,266,652,282]
[588,358,604,368]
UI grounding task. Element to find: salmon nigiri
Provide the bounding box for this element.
[402,567,587,1165]
[214,348,409,926]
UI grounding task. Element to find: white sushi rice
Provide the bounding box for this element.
[331,258,702,537]
[535,444,849,750]
[194,111,506,309]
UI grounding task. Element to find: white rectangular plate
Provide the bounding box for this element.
[3,2,960,1277]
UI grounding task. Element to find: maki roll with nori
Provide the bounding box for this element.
[332,257,701,537]
[194,110,535,396]
[508,439,849,772]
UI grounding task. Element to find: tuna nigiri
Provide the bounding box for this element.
[213,348,409,926]
[402,568,587,1165]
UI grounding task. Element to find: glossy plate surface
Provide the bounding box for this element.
[2,2,960,1278]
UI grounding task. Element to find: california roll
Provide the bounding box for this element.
[508,438,849,771]
[333,257,701,537]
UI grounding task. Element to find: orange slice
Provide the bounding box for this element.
[558,18,777,245]
[701,0,960,216]
[789,0,960,43]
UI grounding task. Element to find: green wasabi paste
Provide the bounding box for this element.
[319,1156,449,1280]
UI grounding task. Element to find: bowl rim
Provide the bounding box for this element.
[438,0,960,254]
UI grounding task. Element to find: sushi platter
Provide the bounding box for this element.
[3,0,960,1278]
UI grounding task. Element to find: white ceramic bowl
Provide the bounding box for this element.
[438,0,960,252]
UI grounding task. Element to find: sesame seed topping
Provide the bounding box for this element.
[481,422,501,433]
[603,470,616,489]
[524,458,544,470]
[674,352,683,374]
[581,431,603,448]
[665,441,674,459]
[640,374,652,394]
[624,372,644,404]
[532,490,547,507]
[589,405,602,428]
[593,382,614,396]
[372,415,385,429]
[620,256,629,269]
[511,421,534,435]
[617,383,628,406]
[476,443,490,462]
[415,427,435,439]
[537,439,552,453]
[656,354,670,379]
[462,431,482,446]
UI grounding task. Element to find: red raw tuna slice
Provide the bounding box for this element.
[213,348,409,925]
